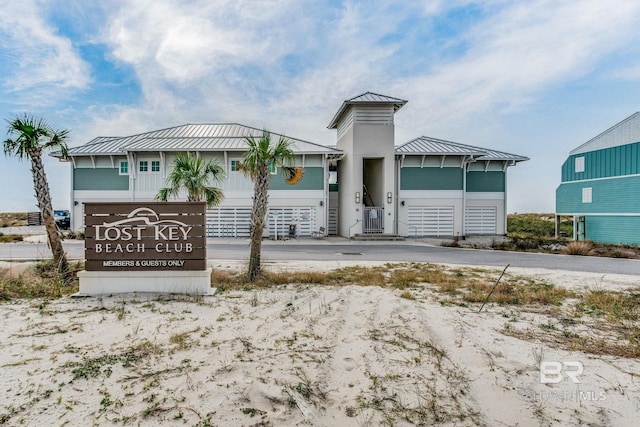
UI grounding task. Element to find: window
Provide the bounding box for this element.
[119,161,128,175]
[138,159,160,173]
[582,187,592,203]
[268,162,276,174]
[575,157,585,173]
[231,160,241,172]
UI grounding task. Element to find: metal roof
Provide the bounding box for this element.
[395,136,529,162]
[328,92,408,129]
[570,112,640,155]
[57,123,342,157]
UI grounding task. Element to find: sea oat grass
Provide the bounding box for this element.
[563,241,596,256]
[0,261,80,300]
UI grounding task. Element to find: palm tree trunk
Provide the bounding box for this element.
[248,167,270,281]
[29,151,71,284]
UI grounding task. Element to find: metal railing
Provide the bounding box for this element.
[394,219,418,241]
[348,219,361,241]
[363,207,384,234]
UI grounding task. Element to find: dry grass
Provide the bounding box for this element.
[3,260,639,359]
[563,241,596,256]
[463,278,573,305]
[0,233,23,243]
[577,289,640,322]
[0,260,80,300]
[0,212,27,227]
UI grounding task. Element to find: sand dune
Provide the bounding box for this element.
[1,261,639,426]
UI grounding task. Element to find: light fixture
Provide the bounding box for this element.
[401,200,405,206]
[319,200,324,207]
[355,192,361,204]
[386,192,392,204]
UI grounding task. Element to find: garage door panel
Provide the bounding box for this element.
[408,206,454,237]
[465,207,497,235]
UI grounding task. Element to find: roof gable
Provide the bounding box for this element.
[570,112,640,155]
[328,92,407,129]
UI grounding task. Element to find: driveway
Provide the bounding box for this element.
[1,237,639,276]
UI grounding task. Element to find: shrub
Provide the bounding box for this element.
[563,241,595,256]
[507,213,573,237]
[0,233,23,243]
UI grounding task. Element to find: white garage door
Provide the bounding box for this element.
[408,206,454,236]
[267,207,316,237]
[206,208,252,237]
[465,207,497,235]
[207,207,317,237]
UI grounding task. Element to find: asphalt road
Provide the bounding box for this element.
[1,238,640,276]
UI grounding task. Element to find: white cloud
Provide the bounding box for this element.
[87,0,640,149]
[0,0,90,102]
[393,0,640,136]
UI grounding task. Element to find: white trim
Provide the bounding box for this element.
[561,172,640,184]
[90,155,96,168]
[400,190,463,199]
[118,160,129,176]
[137,157,161,174]
[575,156,585,173]
[159,152,166,179]
[229,157,242,173]
[440,155,446,168]
[109,155,115,168]
[465,192,504,200]
[556,212,640,217]
[582,187,592,203]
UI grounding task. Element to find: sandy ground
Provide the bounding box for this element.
[1,260,639,426]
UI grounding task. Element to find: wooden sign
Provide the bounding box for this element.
[84,202,206,271]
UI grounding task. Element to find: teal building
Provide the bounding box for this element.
[556,112,640,244]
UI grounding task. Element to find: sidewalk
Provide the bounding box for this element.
[1,225,46,235]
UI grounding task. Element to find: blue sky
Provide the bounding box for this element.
[2,0,640,213]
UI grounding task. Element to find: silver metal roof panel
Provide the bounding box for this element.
[57,123,342,157]
[395,136,528,162]
[570,112,640,155]
[328,92,407,129]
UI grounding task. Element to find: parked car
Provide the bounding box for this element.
[54,210,70,230]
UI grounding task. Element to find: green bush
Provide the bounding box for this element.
[507,214,573,237]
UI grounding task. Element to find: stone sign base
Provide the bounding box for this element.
[77,269,214,296]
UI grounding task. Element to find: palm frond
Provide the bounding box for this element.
[156,151,225,207]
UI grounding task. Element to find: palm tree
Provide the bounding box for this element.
[155,152,225,207]
[4,114,71,283]
[238,130,302,281]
